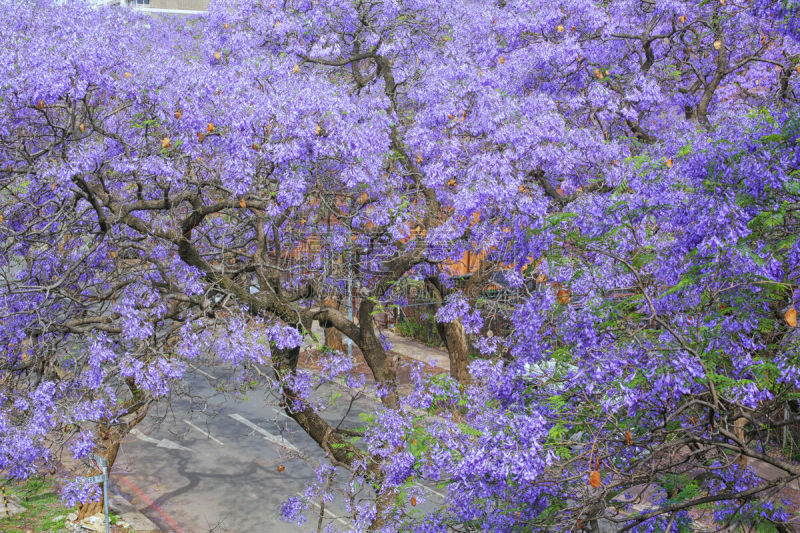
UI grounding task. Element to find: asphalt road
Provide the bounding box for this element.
[109,357,444,533]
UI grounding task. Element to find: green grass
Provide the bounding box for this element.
[0,476,73,533]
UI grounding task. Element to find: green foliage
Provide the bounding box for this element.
[545,422,572,460]
[396,315,443,347]
[0,477,75,533]
[661,473,702,504]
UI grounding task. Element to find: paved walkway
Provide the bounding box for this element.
[383,327,451,372]
[304,323,451,376]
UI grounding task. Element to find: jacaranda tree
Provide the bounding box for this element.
[1,0,799,531]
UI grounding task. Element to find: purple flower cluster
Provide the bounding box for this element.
[1,0,798,530]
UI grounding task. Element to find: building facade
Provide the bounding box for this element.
[132,0,208,11]
[98,0,209,14]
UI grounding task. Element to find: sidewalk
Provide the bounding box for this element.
[382,327,450,373]
[301,323,451,385]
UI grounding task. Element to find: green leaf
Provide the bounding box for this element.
[457,422,483,437]
[756,522,778,533]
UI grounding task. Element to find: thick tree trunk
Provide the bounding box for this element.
[436,319,471,384]
[76,432,119,520]
[425,277,473,384]
[357,300,399,408]
[323,297,345,352]
[76,392,149,520]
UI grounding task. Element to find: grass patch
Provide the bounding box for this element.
[0,476,72,533]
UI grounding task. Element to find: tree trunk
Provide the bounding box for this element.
[76,394,149,520]
[369,488,398,532]
[275,346,377,473]
[357,300,399,408]
[76,432,118,520]
[323,297,345,352]
[425,277,473,384]
[77,499,103,520]
[436,319,471,384]
[734,415,749,471]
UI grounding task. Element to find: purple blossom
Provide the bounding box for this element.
[69,431,95,460]
[280,496,307,525]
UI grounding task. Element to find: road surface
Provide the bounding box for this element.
[110,357,443,532]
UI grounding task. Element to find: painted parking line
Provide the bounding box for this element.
[297,492,349,527]
[269,406,293,421]
[415,482,446,499]
[183,419,225,446]
[130,428,192,452]
[228,413,300,452]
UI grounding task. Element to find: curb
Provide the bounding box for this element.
[110,491,162,533]
[56,456,162,533]
[62,485,161,533]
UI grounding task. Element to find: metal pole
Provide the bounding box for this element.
[784,402,790,450]
[346,248,353,359]
[93,454,110,533]
[102,463,110,533]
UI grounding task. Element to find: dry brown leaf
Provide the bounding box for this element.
[786,307,797,328]
[557,288,571,305]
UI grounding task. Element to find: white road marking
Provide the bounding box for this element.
[130,428,160,445]
[184,419,225,446]
[415,482,446,499]
[228,413,300,452]
[297,492,349,527]
[157,439,193,452]
[187,363,217,380]
[269,406,292,421]
[130,428,192,452]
